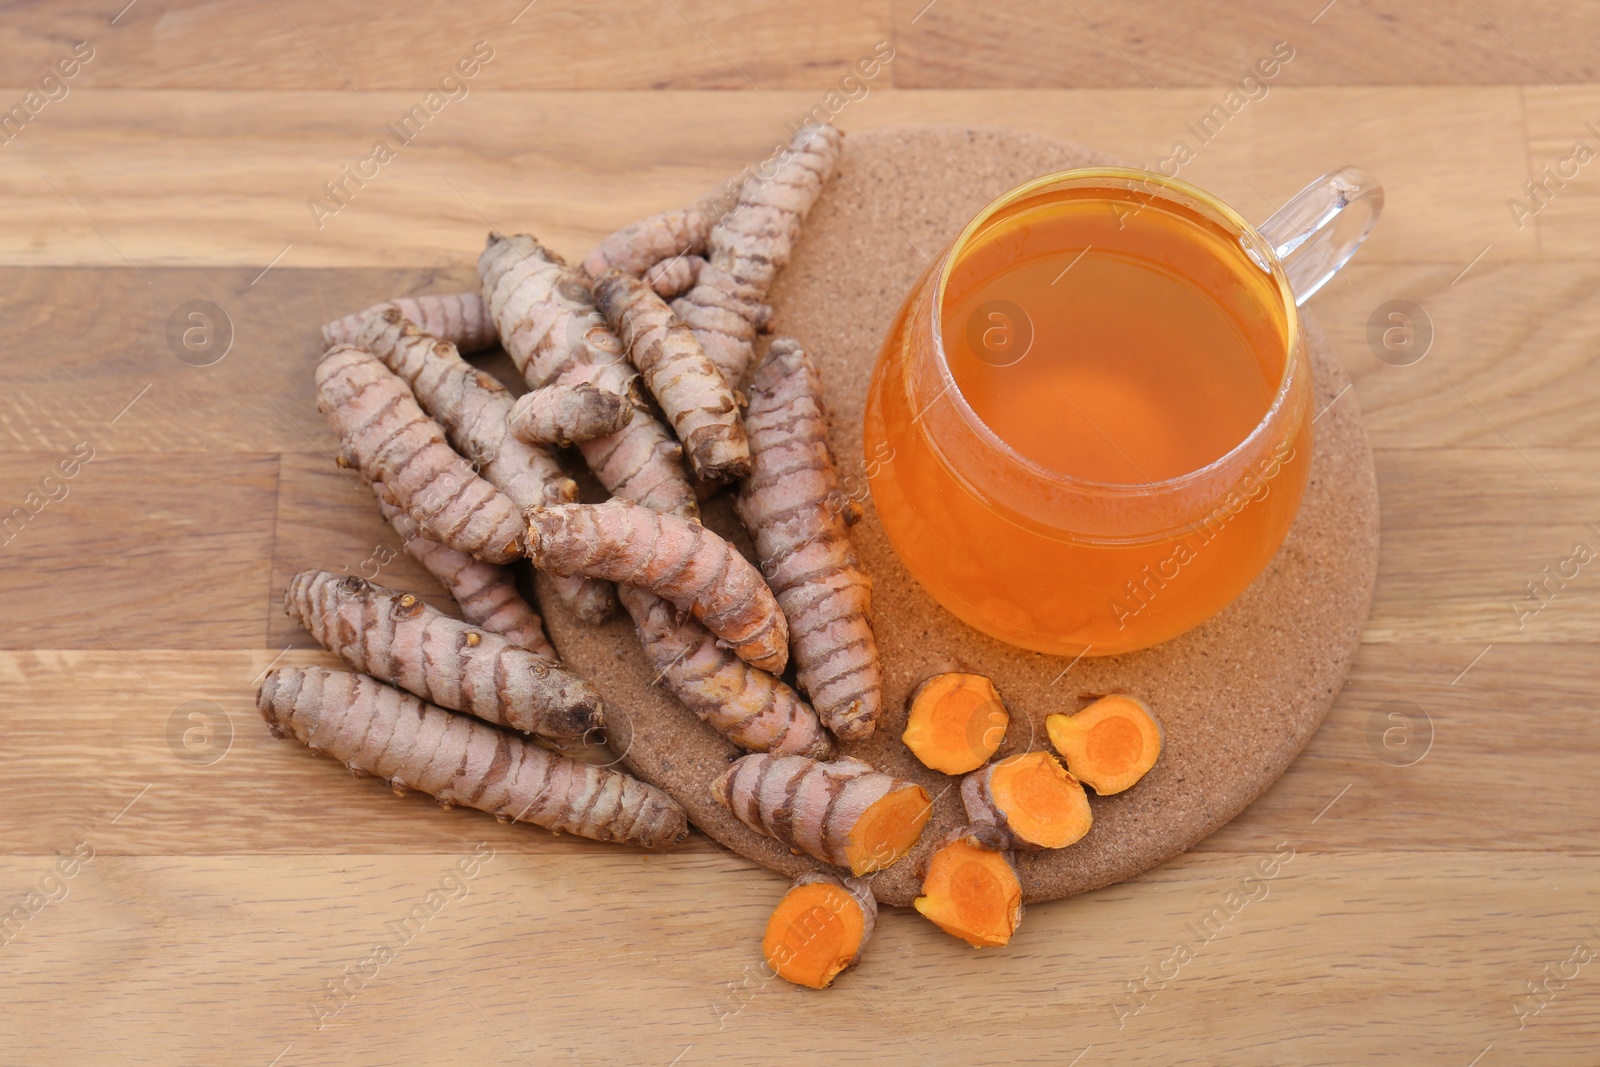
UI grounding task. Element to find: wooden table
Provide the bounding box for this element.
[3,3,1597,1063]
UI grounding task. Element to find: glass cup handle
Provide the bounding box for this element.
[1254,166,1384,305]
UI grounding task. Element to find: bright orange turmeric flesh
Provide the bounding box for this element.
[902,672,1010,775]
[1046,694,1163,795]
[762,872,877,989]
[715,754,932,875]
[913,830,1023,948]
[962,751,1093,851]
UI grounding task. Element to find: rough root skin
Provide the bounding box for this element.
[285,569,603,741]
[672,124,843,388]
[526,501,789,673]
[644,254,706,299]
[479,234,698,519]
[580,186,739,279]
[316,344,524,563]
[595,269,750,485]
[508,382,636,447]
[258,667,687,848]
[713,754,931,874]
[737,339,881,741]
[373,482,560,658]
[355,308,616,622]
[323,293,497,353]
[619,585,830,758]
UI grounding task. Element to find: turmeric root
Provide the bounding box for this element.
[373,482,558,660]
[580,184,738,279]
[961,752,1093,852]
[322,292,496,354]
[714,754,931,875]
[285,568,603,741]
[354,312,615,622]
[258,666,686,848]
[594,269,750,484]
[643,254,705,299]
[763,872,877,989]
[508,382,636,447]
[672,124,843,387]
[902,673,1009,775]
[1046,694,1163,796]
[619,585,830,758]
[737,339,880,740]
[912,828,1023,948]
[480,234,698,519]
[316,345,523,563]
[526,501,788,673]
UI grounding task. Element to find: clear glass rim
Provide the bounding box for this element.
[929,166,1304,497]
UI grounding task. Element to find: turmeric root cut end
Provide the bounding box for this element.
[845,784,933,876]
[1046,694,1163,795]
[763,876,875,989]
[986,751,1092,850]
[902,672,1009,775]
[913,833,1023,949]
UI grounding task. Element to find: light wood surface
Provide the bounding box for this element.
[2,3,1597,1064]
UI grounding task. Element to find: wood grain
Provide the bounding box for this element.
[890,0,1597,88]
[0,0,892,90]
[1,852,1594,1065]
[0,88,1535,267]
[2,4,1598,1060]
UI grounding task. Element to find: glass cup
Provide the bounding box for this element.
[863,166,1382,657]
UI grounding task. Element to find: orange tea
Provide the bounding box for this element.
[862,168,1371,656]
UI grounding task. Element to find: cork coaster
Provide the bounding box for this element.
[539,125,1378,908]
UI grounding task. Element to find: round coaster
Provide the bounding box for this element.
[540,125,1379,908]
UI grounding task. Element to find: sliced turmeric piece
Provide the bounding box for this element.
[1046,694,1163,795]
[714,754,931,875]
[913,829,1023,948]
[961,751,1092,851]
[902,672,1009,775]
[762,872,877,989]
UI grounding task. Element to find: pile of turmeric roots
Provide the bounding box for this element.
[261,122,1165,990]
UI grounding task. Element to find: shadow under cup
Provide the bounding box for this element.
[862,168,1315,657]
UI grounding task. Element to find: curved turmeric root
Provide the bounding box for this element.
[902,673,1009,775]
[508,382,635,447]
[355,308,617,623]
[961,751,1093,851]
[285,569,603,741]
[526,501,789,673]
[322,292,497,354]
[619,585,830,758]
[594,269,750,485]
[1046,694,1163,795]
[714,754,931,875]
[737,339,880,740]
[479,234,698,520]
[581,185,738,279]
[258,666,687,849]
[763,872,877,989]
[644,254,705,299]
[316,345,523,563]
[672,124,843,387]
[373,482,558,660]
[912,829,1023,948]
